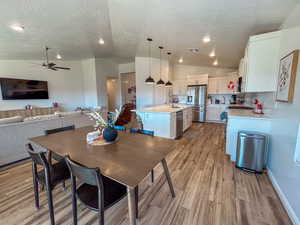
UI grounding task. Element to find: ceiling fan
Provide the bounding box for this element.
[42,47,71,71]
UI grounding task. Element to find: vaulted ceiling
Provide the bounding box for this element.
[0,0,299,68]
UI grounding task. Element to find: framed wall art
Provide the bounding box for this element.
[276,50,299,103]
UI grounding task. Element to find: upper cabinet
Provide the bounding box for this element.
[172,80,188,95]
[242,31,281,93]
[173,74,208,95]
[207,75,239,94]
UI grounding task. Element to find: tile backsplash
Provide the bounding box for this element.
[244,92,276,113]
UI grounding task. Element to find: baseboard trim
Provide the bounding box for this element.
[267,169,300,225]
[0,157,30,170]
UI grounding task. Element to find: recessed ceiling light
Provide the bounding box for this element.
[10,24,24,32]
[209,50,215,58]
[178,58,183,63]
[189,48,200,54]
[203,35,211,43]
[56,54,62,59]
[213,59,218,66]
[99,38,105,45]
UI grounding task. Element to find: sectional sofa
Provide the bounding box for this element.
[0,108,99,167]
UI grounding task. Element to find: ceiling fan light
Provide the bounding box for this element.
[145,76,155,84]
[56,54,62,59]
[156,79,165,86]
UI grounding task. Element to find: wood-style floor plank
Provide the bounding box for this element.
[0,123,292,225]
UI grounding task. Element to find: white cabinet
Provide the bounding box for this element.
[187,74,209,85]
[173,80,187,95]
[183,107,193,131]
[206,105,227,122]
[207,78,219,94]
[242,31,281,93]
[208,75,238,94]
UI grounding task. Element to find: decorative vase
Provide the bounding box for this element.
[102,127,118,142]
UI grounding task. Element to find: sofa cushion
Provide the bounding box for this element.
[24,114,60,122]
[55,111,82,117]
[0,116,23,125]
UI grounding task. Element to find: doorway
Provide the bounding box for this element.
[106,77,119,112]
[120,72,136,106]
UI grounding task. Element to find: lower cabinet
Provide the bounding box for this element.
[183,108,193,131]
[206,105,227,122]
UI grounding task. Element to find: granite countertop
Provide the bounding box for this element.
[134,104,192,113]
[228,109,272,120]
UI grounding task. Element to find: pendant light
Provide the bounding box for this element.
[145,38,155,84]
[165,52,173,87]
[156,46,165,86]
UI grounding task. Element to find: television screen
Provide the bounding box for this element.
[0,78,49,100]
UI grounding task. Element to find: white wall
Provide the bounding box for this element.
[0,60,85,111]
[81,58,98,108]
[266,25,300,225]
[172,64,236,80]
[95,58,119,108]
[119,62,135,74]
[135,57,170,108]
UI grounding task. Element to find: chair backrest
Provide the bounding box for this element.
[130,128,154,136]
[26,143,48,167]
[113,125,126,131]
[45,125,75,135]
[65,156,103,187]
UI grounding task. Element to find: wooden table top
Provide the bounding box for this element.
[30,126,175,188]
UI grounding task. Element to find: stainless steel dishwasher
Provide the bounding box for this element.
[176,111,183,138]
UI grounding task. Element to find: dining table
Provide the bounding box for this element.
[29,126,176,225]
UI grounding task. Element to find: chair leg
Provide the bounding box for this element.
[71,178,78,225]
[98,210,104,225]
[45,185,55,225]
[33,177,40,209]
[62,181,66,191]
[134,186,139,219]
[151,169,154,183]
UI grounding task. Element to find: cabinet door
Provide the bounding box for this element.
[208,78,218,94]
[245,31,280,92]
[206,106,220,121]
[173,80,187,95]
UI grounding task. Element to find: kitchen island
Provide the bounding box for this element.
[226,109,272,161]
[134,105,193,139]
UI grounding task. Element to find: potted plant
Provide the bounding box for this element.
[87,109,121,142]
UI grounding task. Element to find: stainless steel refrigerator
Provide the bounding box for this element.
[186,85,207,122]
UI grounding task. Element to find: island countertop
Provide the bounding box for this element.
[134,104,193,113]
[228,109,272,120]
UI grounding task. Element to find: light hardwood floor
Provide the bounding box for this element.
[0,123,292,225]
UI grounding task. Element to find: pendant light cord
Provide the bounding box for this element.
[160,47,162,79]
[149,39,151,76]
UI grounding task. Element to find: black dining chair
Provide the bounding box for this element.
[45,125,75,162]
[26,143,70,225]
[65,156,128,225]
[113,125,126,131]
[130,128,155,182]
[129,128,155,220]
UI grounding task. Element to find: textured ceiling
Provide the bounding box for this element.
[0,0,299,67]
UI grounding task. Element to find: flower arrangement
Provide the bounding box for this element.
[87,109,121,132]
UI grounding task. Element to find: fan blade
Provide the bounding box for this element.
[50,67,57,71]
[48,62,56,67]
[54,66,71,70]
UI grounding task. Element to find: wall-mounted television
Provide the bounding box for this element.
[0,78,49,100]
